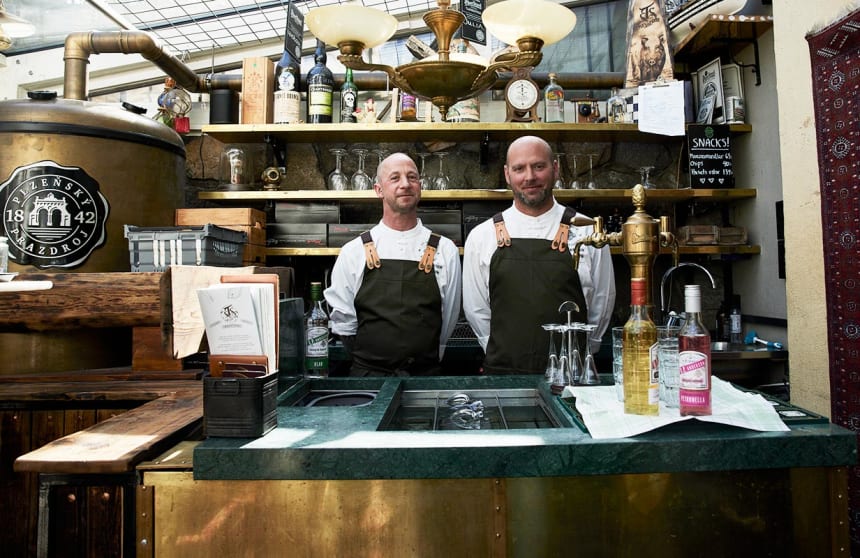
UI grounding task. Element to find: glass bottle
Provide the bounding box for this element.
[678,284,712,416]
[306,39,334,124]
[304,281,330,378]
[607,87,626,124]
[543,72,565,123]
[446,40,481,123]
[729,295,743,344]
[340,67,358,123]
[399,92,417,121]
[623,278,659,415]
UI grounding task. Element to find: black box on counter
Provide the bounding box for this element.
[267,223,327,247]
[327,224,374,247]
[274,202,340,224]
[203,372,278,438]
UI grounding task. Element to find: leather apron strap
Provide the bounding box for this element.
[360,231,381,270]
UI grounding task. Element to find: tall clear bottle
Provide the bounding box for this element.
[543,72,565,123]
[623,278,659,415]
[306,40,334,124]
[304,281,329,378]
[340,67,358,123]
[678,284,712,416]
[607,87,626,123]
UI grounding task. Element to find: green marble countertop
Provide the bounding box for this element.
[193,375,857,481]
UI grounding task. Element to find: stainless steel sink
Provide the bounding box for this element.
[377,388,561,431]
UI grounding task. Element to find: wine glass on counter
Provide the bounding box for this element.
[542,323,561,383]
[327,148,350,191]
[639,166,656,189]
[350,148,373,191]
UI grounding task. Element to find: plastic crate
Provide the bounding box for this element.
[124,224,247,272]
[204,373,279,438]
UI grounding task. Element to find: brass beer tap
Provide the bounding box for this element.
[573,183,678,304]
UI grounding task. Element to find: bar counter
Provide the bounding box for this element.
[135,375,857,557]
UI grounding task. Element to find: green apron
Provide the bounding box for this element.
[484,216,588,375]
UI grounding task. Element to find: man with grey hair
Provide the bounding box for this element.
[325,152,461,376]
[463,136,615,375]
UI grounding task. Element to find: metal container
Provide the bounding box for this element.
[0,92,185,374]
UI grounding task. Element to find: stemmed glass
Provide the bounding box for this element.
[569,155,582,190]
[586,154,598,190]
[417,153,434,190]
[555,324,572,390]
[579,324,601,385]
[568,323,584,385]
[372,148,390,179]
[434,151,450,191]
[541,323,560,383]
[350,148,373,191]
[327,148,350,191]
[553,152,566,190]
[639,166,656,189]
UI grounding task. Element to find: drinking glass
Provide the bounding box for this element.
[434,151,450,191]
[568,324,584,385]
[569,155,582,190]
[586,153,598,190]
[578,324,601,385]
[417,153,434,190]
[556,324,572,388]
[657,326,682,408]
[542,323,560,383]
[327,148,350,191]
[639,165,656,189]
[612,326,624,401]
[350,148,373,191]
[553,152,566,190]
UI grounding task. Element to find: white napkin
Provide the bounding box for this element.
[564,377,790,439]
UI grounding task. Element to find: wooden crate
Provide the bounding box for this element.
[175,208,267,265]
[240,57,275,124]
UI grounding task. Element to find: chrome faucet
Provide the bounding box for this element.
[660,262,716,325]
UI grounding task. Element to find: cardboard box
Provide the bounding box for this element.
[241,57,275,124]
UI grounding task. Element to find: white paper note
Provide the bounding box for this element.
[637,80,686,136]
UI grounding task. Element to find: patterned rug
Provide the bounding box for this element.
[806,6,860,550]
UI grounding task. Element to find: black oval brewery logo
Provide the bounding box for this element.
[0,161,109,269]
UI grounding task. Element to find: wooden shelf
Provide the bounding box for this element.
[265,245,760,258]
[673,14,774,62]
[200,188,756,203]
[201,122,752,145]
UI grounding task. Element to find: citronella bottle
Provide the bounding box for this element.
[623,278,659,415]
[304,281,329,378]
[678,284,712,415]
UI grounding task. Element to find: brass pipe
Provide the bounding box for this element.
[63,31,242,100]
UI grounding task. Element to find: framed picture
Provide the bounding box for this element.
[696,57,725,124]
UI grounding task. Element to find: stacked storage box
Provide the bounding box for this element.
[175,208,267,266]
[269,202,339,247]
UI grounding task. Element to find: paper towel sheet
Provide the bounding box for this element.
[563,377,790,439]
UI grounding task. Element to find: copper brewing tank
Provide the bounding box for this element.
[0,93,185,374]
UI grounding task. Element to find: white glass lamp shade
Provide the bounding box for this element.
[482,0,577,47]
[305,4,397,50]
[0,5,35,38]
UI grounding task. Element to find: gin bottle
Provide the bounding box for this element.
[304,282,329,378]
[543,72,565,123]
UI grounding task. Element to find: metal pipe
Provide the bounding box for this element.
[63,31,242,100]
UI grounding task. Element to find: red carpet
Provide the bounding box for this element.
[807,6,860,550]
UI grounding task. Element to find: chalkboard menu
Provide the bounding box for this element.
[460,0,486,45]
[282,0,304,67]
[687,124,734,188]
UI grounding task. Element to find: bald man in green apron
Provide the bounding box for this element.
[325,153,462,376]
[463,136,616,374]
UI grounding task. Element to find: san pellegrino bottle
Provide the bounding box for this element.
[304,282,329,378]
[340,68,358,123]
[623,278,659,415]
[306,40,334,123]
[678,284,712,415]
[543,72,564,123]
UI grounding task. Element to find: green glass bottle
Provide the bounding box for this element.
[306,40,333,124]
[340,68,358,123]
[304,282,329,378]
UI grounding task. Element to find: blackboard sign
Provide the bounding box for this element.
[282,0,304,68]
[687,124,734,188]
[460,0,486,45]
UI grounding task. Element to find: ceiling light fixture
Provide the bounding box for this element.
[306,0,576,120]
[0,0,35,51]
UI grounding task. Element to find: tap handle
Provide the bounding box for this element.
[659,215,679,267]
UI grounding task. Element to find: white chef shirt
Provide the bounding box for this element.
[462,200,616,354]
[325,220,462,359]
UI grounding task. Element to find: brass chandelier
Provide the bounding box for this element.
[306,0,577,120]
